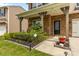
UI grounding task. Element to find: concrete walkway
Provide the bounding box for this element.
[70,37,79,56]
[35,38,71,56]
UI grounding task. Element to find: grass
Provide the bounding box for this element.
[0,40,49,56]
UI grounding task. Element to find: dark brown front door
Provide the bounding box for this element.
[54,20,60,35]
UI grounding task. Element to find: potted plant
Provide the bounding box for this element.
[59,35,66,44]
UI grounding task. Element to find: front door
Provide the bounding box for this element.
[54,20,60,35]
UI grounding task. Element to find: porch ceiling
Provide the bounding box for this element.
[17,3,70,18]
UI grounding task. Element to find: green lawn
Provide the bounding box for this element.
[0,40,49,56]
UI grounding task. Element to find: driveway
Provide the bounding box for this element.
[34,37,71,56]
[70,37,79,56]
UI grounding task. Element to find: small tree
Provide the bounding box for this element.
[27,22,48,51]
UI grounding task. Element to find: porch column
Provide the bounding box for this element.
[61,6,69,41]
[65,12,69,40]
[41,15,44,31]
[39,12,47,32]
[49,15,52,35]
[18,17,23,32]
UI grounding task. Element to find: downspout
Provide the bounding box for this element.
[18,17,23,32]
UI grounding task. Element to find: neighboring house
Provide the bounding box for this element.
[0,6,28,35]
[17,3,79,38]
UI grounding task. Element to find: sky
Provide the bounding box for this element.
[0,3,28,10]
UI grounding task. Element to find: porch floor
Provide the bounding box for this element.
[34,36,72,56]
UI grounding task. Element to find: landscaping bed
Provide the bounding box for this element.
[0,23,49,56]
[3,31,48,48]
[10,38,35,47]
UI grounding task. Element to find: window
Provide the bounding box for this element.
[32,3,37,8]
[32,20,41,26]
[0,8,5,16]
[75,3,79,10]
[32,18,41,26]
[31,3,47,9]
[76,3,79,7]
[38,3,43,6]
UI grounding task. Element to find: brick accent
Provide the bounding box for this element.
[51,15,66,36]
[28,13,79,36]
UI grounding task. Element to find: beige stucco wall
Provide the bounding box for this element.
[8,6,28,33]
[0,7,8,33]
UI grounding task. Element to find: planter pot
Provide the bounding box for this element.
[59,37,66,43]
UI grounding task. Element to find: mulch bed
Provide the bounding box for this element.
[10,39,36,48]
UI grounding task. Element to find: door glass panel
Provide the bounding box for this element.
[55,22,60,30]
[54,21,60,34]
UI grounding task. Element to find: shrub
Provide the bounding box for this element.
[33,32,48,45]
[12,32,28,41]
[2,22,48,46]
[0,36,5,40]
[3,33,10,40]
[3,32,29,41]
[3,31,48,46]
[26,23,48,45]
[27,29,48,45]
[9,33,14,38]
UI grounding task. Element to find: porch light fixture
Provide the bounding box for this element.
[33,33,37,38]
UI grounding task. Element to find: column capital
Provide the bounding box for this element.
[39,11,47,16]
[61,6,69,14]
[18,17,23,20]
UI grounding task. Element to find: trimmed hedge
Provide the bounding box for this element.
[3,31,48,46]
[3,22,48,46]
